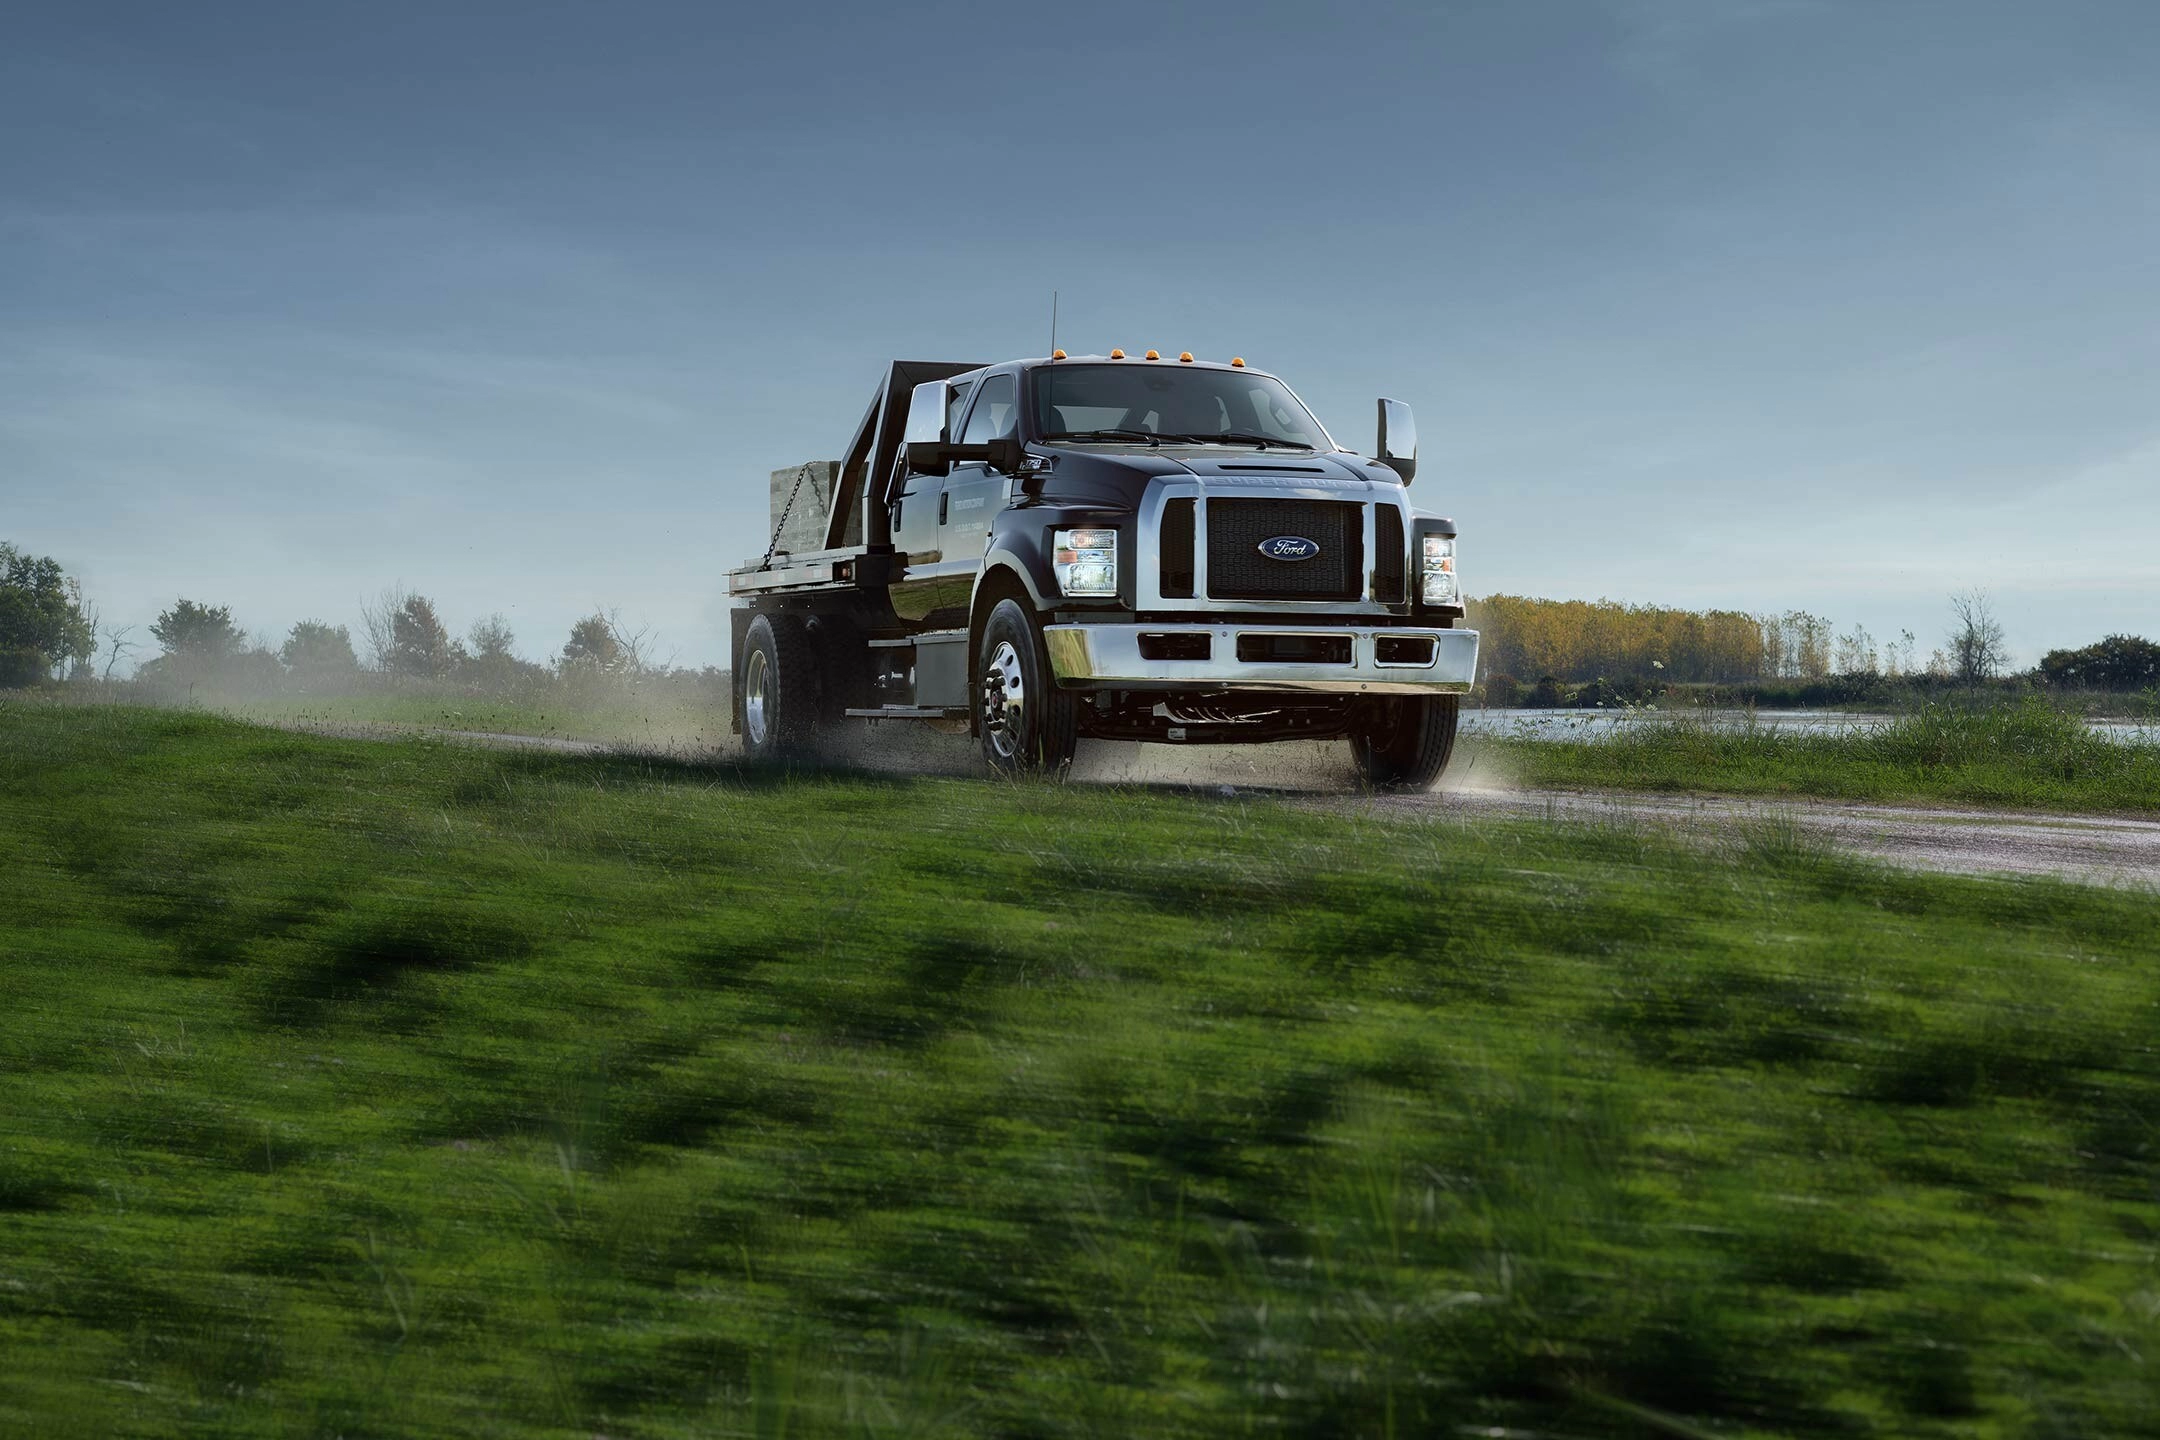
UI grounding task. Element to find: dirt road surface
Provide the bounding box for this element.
[1362,786,2160,887]
[312,723,2160,888]
[1076,738,2160,887]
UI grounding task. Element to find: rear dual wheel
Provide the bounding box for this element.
[739,612,819,761]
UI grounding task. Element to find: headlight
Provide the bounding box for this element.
[1420,534,1458,605]
[1053,527,1118,596]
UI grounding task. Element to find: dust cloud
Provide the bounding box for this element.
[810,722,1524,799]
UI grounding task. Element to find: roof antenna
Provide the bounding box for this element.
[1049,290,1058,357]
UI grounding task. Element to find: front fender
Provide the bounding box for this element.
[969,503,1129,738]
[978,502,1133,616]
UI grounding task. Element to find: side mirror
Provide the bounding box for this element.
[1376,398,1417,483]
[909,433,1028,479]
[904,379,952,477]
[905,440,951,477]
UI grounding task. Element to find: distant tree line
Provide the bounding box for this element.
[131,586,678,696]
[6,536,2156,705]
[1472,589,2149,705]
[1468,595,1933,690]
[0,539,716,702]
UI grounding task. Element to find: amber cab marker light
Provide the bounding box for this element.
[1178,351,1194,363]
[1230,357,1245,367]
[1110,348,1126,359]
[1051,349,1066,360]
[1144,349,1160,360]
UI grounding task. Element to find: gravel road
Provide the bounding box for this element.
[311,723,2160,888]
[1358,786,2160,886]
[1074,737,2160,887]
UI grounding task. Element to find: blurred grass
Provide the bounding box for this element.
[30,676,731,750]
[210,687,728,750]
[1494,700,2160,813]
[4,703,2160,1437]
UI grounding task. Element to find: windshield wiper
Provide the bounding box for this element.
[1041,428,1164,446]
[1162,432,1315,450]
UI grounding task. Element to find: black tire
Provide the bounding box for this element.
[1348,695,1460,791]
[739,612,818,761]
[977,599,1079,778]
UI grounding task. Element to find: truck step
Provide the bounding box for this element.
[865,629,966,650]
[843,706,969,720]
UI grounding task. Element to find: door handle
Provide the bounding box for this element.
[938,492,948,525]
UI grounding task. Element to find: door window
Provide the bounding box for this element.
[960,374,1017,443]
[945,379,977,439]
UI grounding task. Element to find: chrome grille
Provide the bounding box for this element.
[1205,498,1362,601]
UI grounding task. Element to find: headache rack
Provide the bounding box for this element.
[729,358,983,595]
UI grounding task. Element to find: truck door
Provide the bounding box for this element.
[939,372,1017,574]
[889,377,978,624]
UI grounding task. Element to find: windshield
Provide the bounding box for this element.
[1034,365,1328,448]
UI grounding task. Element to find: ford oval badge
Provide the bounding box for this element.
[1258,535,1321,562]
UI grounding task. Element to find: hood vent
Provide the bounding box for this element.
[1212,462,1329,474]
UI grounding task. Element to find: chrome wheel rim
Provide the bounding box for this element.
[981,640,1025,760]
[743,649,771,747]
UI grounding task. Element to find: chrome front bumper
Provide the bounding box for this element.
[1043,624,1479,695]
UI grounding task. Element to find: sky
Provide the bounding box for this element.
[4,0,2157,671]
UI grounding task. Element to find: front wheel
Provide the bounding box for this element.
[1348,695,1460,792]
[977,599,1079,777]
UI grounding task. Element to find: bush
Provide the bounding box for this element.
[281,621,359,681]
[1526,675,1567,708]
[0,543,93,686]
[1863,699,2113,773]
[560,614,628,674]
[224,647,289,697]
[150,600,243,662]
[388,596,457,678]
[0,645,51,689]
[2042,635,2160,692]
[1482,672,1525,707]
[1742,673,1895,708]
[1571,675,1666,708]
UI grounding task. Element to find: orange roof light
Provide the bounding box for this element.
[1178,351,1194,363]
[1051,349,1066,360]
[1230,357,1245,367]
[1144,349,1160,360]
[1110,348,1126,359]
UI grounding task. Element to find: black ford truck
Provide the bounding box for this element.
[727,352,1478,789]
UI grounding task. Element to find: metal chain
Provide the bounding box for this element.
[762,462,815,568]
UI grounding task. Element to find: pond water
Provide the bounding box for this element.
[1461,707,2158,743]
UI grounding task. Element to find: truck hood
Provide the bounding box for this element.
[1171,452,1395,483]
[1033,444,1404,507]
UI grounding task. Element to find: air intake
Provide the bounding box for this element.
[1373,506,1405,603]
[1159,498,1196,598]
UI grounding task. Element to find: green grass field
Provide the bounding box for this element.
[5,704,2160,1437]
[205,687,729,751]
[1493,702,2160,814]
[219,688,2160,816]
